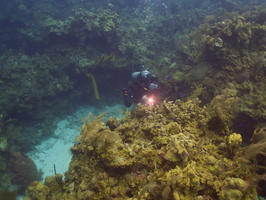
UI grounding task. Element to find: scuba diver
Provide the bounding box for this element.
[123,70,159,107]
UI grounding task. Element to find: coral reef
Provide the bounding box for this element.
[44,8,118,36]
[0,137,8,152]
[0,0,264,138]
[0,114,40,198]
[24,99,257,200]
[25,181,50,200]
[170,7,266,124]
[0,2,264,200]
[251,128,266,144]
[106,116,119,131]
[0,190,17,200]
[0,115,14,195]
[243,127,266,198]
[7,150,39,194]
[0,51,73,117]
[24,174,64,200]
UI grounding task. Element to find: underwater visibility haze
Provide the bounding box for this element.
[0,0,266,199]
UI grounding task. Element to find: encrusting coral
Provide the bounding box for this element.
[173,8,266,121]
[44,8,118,36]
[24,97,258,200]
[7,150,39,194]
[243,128,266,198]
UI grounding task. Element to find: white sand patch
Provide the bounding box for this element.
[27,137,74,179]
[26,104,127,182]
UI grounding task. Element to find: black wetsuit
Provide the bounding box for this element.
[123,74,159,107]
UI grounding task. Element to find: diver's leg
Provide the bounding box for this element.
[123,89,133,107]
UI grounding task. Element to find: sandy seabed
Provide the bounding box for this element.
[17,104,127,200]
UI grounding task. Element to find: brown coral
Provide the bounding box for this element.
[251,128,266,144]
[181,9,266,123]
[106,116,119,131]
[207,88,240,135]
[24,99,258,200]
[7,150,39,194]
[243,128,266,198]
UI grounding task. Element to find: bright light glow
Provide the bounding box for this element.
[147,97,154,105]
[148,98,153,103]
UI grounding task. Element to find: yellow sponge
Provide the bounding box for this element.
[86,73,100,100]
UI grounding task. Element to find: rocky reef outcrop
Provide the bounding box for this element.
[24,95,259,200]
